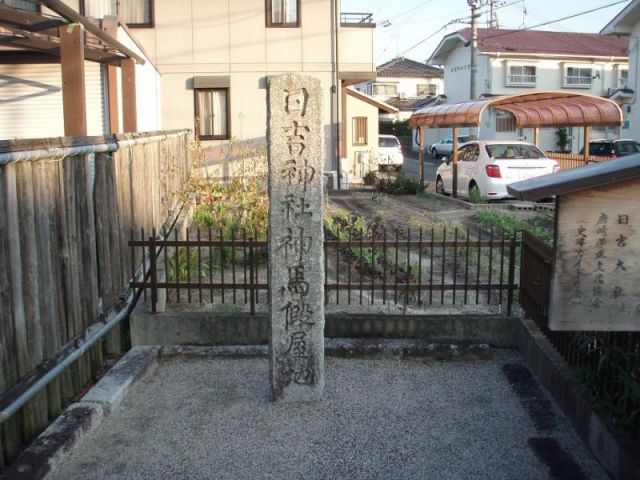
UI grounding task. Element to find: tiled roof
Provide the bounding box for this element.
[377,57,443,78]
[385,96,441,111]
[456,28,628,57]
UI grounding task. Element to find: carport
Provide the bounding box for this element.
[408,92,624,197]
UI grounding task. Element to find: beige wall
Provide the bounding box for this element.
[344,95,378,183]
[127,0,376,171]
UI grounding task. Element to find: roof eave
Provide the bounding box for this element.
[601,0,640,35]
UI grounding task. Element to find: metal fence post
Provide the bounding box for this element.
[149,230,157,314]
[506,232,517,316]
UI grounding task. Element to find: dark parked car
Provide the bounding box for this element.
[580,139,640,158]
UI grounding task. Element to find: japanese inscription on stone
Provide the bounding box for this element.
[268,74,324,401]
[550,180,640,331]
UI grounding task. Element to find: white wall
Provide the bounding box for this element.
[0,62,106,139]
[344,95,378,182]
[117,26,162,132]
[624,26,640,139]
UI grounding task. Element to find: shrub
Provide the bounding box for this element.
[377,173,422,195]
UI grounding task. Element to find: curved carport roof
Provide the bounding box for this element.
[408,91,623,129]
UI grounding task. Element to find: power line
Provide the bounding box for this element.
[482,0,630,41]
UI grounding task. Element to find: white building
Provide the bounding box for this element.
[601,0,640,141]
[356,57,444,120]
[425,28,629,152]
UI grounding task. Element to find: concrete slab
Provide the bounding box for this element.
[81,346,159,414]
[48,351,608,480]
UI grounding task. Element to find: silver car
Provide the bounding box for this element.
[430,135,471,158]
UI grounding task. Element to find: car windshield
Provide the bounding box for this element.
[589,143,615,156]
[379,137,399,148]
[617,142,640,155]
[485,144,545,159]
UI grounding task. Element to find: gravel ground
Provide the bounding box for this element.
[49,351,607,480]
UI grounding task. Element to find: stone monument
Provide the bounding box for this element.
[267,74,325,401]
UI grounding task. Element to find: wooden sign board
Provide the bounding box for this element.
[550,178,640,331]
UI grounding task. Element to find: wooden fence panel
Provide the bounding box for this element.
[0,131,192,469]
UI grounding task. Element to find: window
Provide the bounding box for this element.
[1,0,37,11]
[461,144,479,162]
[507,65,536,87]
[495,111,516,132]
[118,0,153,27]
[372,83,398,96]
[352,117,367,146]
[195,89,229,140]
[618,67,628,89]
[416,84,437,96]
[266,0,299,27]
[564,66,593,88]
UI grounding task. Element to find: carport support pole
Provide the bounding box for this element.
[419,127,425,188]
[583,126,590,163]
[533,127,540,148]
[452,127,459,198]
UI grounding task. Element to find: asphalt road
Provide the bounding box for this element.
[402,149,441,183]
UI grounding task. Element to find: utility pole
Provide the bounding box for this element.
[468,0,479,100]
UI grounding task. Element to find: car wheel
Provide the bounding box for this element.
[469,182,482,202]
[431,147,438,158]
[435,176,448,196]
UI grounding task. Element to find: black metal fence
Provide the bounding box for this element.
[130,225,518,315]
[520,231,640,438]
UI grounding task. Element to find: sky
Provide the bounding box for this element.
[341,0,632,65]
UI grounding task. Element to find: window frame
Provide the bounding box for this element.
[2,0,40,12]
[506,64,537,87]
[116,0,155,29]
[266,0,301,28]
[495,110,517,133]
[416,84,437,96]
[352,117,368,146]
[194,87,230,141]
[563,65,593,89]
[372,83,398,96]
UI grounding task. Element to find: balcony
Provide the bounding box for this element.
[340,12,375,27]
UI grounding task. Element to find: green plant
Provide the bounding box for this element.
[363,169,378,186]
[167,247,209,282]
[468,186,488,204]
[474,209,554,246]
[377,173,422,195]
[577,335,640,433]
[556,127,570,152]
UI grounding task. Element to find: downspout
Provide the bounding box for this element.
[333,0,341,187]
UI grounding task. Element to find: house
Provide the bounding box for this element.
[425,28,629,152]
[356,57,444,121]
[1,1,379,184]
[601,0,640,141]
[0,1,161,138]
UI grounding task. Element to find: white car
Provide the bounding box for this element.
[377,134,404,171]
[430,135,472,158]
[435,140,560,200]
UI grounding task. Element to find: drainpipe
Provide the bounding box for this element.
[332,0,341,188]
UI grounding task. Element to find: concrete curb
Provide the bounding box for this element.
[81,346,159,414]
[516,318,640,480]
[157,339,491,361]
[2,347,159,480]
[2,404,104,480]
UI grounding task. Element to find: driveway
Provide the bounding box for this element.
[402,149,441,184]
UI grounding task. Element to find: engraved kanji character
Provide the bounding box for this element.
[284,88,308,116]
[593,273,604,285]
[618,214,629,225]
[286,331,309,357]
[615,259,627,272]
[287,265,309,296]
[283,121,310,156]
[281,157,316,192]
[281,194,312,221]
[277,227,313,262]
[591,297,604,310]
[282,301,314,330]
